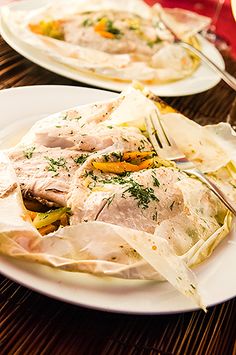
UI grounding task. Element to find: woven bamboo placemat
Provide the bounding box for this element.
[0,35,236,355]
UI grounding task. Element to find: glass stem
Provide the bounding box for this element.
[210,0,226,32]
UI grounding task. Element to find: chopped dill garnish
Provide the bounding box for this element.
[129,24,139,31]
[74,154,89,165]
[62,113,68,120]
[23,146,35,159]
[101,175,128,185]
[44,156,68,175]
[120,171,131,177]
[152,174,160,187]
[103,154,110,162]
[82,18,93,27]
[84,167,159,209]
[147,37,162,48]
[103,194,115,207]
[122,137,128,142]
[62,112,81,121]
[107,125,113,129]
[122,180,159,209]
[138,139,147,152]
[152,211,158,221]
[106,20,123,37]
[84,170,97,181]
[169,201,175,211]
[111,152,123,161]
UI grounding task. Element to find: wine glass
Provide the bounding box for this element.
[202,0,231,52]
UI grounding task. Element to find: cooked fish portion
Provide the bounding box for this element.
[58,11,170,56]
[20,99,120,146]
[39,124,151,152]
[8,145,88,206]
[21,110,152,152]
[69,167,185,233]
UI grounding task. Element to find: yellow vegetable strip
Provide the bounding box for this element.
[137,158,154,170]
[94,18,115,39]
[92,161,140,174]
[33,207,70,229]
[38,224,57,236]
[122,151,154,161]
[92,158,154,174]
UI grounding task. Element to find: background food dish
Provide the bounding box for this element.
[0,85,235,314]
[0,0,225,96]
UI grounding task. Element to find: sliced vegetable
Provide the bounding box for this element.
[137,158,154,170]
[92,159,155,174]
[32,207,71,229]
[38,224,57,236]
[28,211,37,221]
[95,30,115,39]
[92,161,140,173]
[94,18,122,39]
[122,151,154,162]
[29,20,64,40]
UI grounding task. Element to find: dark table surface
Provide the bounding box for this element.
[0,35,236,355]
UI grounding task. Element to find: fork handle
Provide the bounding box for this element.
[180,42,236,91]
[187,168,236,216]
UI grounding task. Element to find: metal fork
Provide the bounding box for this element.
[159,17,236,91]
[145,109,236,216]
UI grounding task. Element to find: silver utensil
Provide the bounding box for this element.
[145,109,236,216]
[159,17,236,91]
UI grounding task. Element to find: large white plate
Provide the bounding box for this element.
[0,0,225,97]
[0,85,235,314]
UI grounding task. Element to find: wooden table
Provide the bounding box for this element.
[0,36,236,355]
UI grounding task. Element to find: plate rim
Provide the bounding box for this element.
[0,0,225,96]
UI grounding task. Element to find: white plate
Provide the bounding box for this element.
[0,85,235,314]
[0,0,225,97]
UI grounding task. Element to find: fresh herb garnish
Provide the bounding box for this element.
[152,211,158,221]
[138,139,147,152]
[147,37,162,48]
[103,154,110,162]
[169,201,175,211]
[23,146,35,159]
[84,170,97,181]
[45,156,68,175]
[120,171,131,177]
[62,113,68,120]
[122,180,159,209]
[129,24,139,31]
[111,152,123,161]
[152,174,160,187]
[104,194,115,207]
[84,168,159,209]
[74,154,89,165]
[106,20,123,37]
[101,175,128,185]
[62,112,81,121]
[82,18,93,27]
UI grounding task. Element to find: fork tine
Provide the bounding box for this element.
[154,110,180,150]
[145,109,186,161]
[151,110,170,148]
[144,115,162,154]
